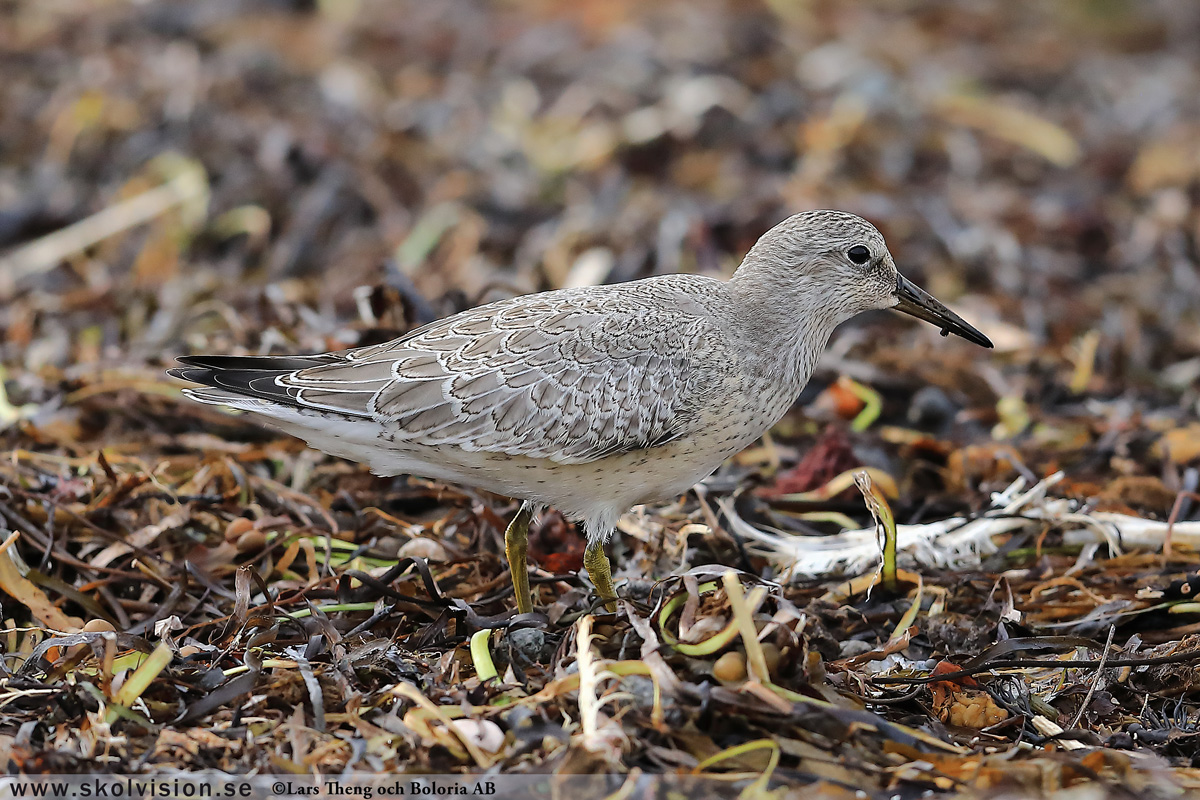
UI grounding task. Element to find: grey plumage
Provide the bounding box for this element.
[171,210,990,549]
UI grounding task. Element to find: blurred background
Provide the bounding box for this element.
[4,1,1200,778]
[1,0,1198,451]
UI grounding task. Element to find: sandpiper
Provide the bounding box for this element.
[170,211,992,614]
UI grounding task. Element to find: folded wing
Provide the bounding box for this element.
[172,289,721,465]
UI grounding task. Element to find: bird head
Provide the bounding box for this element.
[740,210,993,348]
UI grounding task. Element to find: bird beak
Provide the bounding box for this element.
[893,274,993,348]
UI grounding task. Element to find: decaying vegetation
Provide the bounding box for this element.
[1,0,1199,795]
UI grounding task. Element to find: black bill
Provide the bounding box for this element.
[893,274,993,348]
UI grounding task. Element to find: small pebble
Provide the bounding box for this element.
[67,619,115,659]
[450,719,505,753]
[398,537,448,561]
[224,517,255,543]
[508,628,546,663]
[908,386,958,429]
[236,529,267,552]
[713,650,747,682]
[617,675,660,709]
[839,639,874,658]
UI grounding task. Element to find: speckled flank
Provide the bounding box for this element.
[175,210,907,545]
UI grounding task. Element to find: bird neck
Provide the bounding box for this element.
[728,263,842,350]
[725,258,849,409]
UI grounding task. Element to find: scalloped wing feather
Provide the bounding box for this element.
[276,287,724,464]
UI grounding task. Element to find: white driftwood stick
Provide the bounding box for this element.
[724,473,1200,579]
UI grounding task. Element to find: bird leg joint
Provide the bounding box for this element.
[504,504,534,614]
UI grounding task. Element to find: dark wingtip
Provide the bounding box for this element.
[165,356,313,406]
[173,353,342,371]
[168,366,218,384]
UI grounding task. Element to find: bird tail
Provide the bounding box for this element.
[169,354,405,473]
[167,353,341,408]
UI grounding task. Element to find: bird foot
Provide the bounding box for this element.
[584,542,618,614]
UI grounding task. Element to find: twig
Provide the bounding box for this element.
[392,681,492,768]
[1069,625,1115,730]
[871,647,1200,684]
[0,530,20,557]
[722,571,771,683]
[1162,480,1200,564]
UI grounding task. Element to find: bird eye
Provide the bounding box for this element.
[847,245,871,265]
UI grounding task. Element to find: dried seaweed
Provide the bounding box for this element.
[1,0,1199,796]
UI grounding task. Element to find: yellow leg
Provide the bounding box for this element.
[584,541,618,613]
[504,504,534,614]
